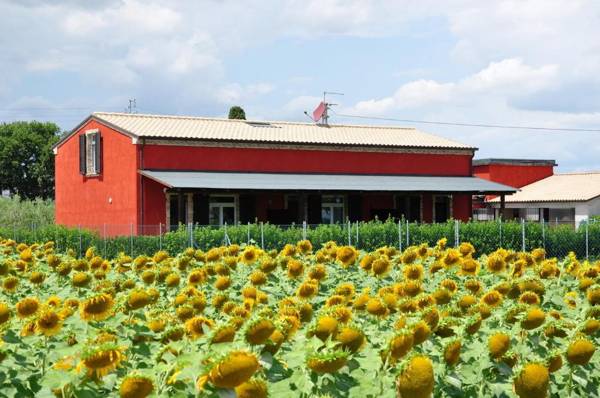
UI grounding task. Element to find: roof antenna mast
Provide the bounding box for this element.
[304,91,344,125]
[125,98,137,114]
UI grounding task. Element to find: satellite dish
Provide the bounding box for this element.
[312,101,327,122]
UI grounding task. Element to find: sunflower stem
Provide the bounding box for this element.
[567,365,574,397]
[41,336,49,376]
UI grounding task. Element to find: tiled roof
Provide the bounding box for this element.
[86,112,474,150]
[488,172,600,203]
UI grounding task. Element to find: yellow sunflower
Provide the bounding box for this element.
[80,344,125,379]
[80,293,114,322]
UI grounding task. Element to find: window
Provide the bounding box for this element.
[321,195,345,224]
[209,195,237,226]
[79,130,102,176]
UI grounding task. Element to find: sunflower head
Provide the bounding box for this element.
[0,302,11,324]
[81,344,125,379]
[311,315,338,341]
[306,350,349,374]
[487,254,506,273]
[336,325,365,353]
[205,351,260,389]
[443,340,461,366]
[336,246,358,267]
[372,257,392,277]
[514,363,549,398]
[245,318,276,345]
[287,259,304,278]
[360,254,374,271]
[387,332,414,362]
[119,375,154,398]
[211,324,237,344]
[249,270,267,286]
[521,307,546,330]
[80,293,114,322]
[403,264,424,281]
[16,297,40,318]
[481,290,503,307]
[397,355,434,398]
[308,264,327,281]
[127,289,151,310]
[401,249,418,265]
[412,320,431,345]
[566,338,595,365]
[366,298,388,317]
[488,333,510,359]
[297,280,318,299]
[35,309,63,336]
[547,352,563,373]
[235,378,268,398]
[185,316,214,339]
[296,240,313,255]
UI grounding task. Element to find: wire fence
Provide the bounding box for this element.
[1,219,599,260]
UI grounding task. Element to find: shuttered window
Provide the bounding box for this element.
[79,130,102,176]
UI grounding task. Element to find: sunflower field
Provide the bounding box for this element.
[0,237,599,398]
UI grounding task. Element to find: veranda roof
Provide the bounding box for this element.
[139,170,516,193]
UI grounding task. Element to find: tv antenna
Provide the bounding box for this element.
[304,91,344,125]
[125,98,137,114]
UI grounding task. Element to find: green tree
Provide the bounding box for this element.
[0,121,61,199]
[228,105,246,120]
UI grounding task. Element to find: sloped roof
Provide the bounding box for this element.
[66,112,474,150]
[488,172,600,203]
[140,170,516,193]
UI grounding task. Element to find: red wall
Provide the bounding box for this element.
[55,120,139,235]
[453,194,472,221]
[143,145,472,176]
[473,164,553,188]
[141,177,166,233]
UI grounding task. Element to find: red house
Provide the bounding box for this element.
[472,158,556,220]
[53,112,514,235]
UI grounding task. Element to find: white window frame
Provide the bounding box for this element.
[209,194,238,226]
[321,195,346,224]
[85,130,99,176]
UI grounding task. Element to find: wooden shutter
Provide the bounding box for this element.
[94,133,102,174]
[79,135,86,175]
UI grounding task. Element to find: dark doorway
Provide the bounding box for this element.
[169,193,188,230]
[434,195,451,223]
[396,195,421,222]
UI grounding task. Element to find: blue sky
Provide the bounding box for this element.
[1,0,600,171]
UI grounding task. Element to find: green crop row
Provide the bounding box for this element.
[0,220,598,259]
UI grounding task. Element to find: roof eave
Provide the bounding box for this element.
[52,114,140,151]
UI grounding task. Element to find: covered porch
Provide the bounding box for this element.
[140,170,516,227]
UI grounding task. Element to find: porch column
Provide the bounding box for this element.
[177,190,185,225]
[298,193,307,223]
[500,194,505,220]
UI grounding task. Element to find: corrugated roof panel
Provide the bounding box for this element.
[92,112,474,149]
[139,170,516,193]
[488,172,600,203]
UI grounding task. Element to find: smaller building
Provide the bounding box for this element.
[472,158,556,220]
[487,172,600,226]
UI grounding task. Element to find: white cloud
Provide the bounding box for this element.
[349,58,557,114]
[2,0,600,170]
[216,83,275,104]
